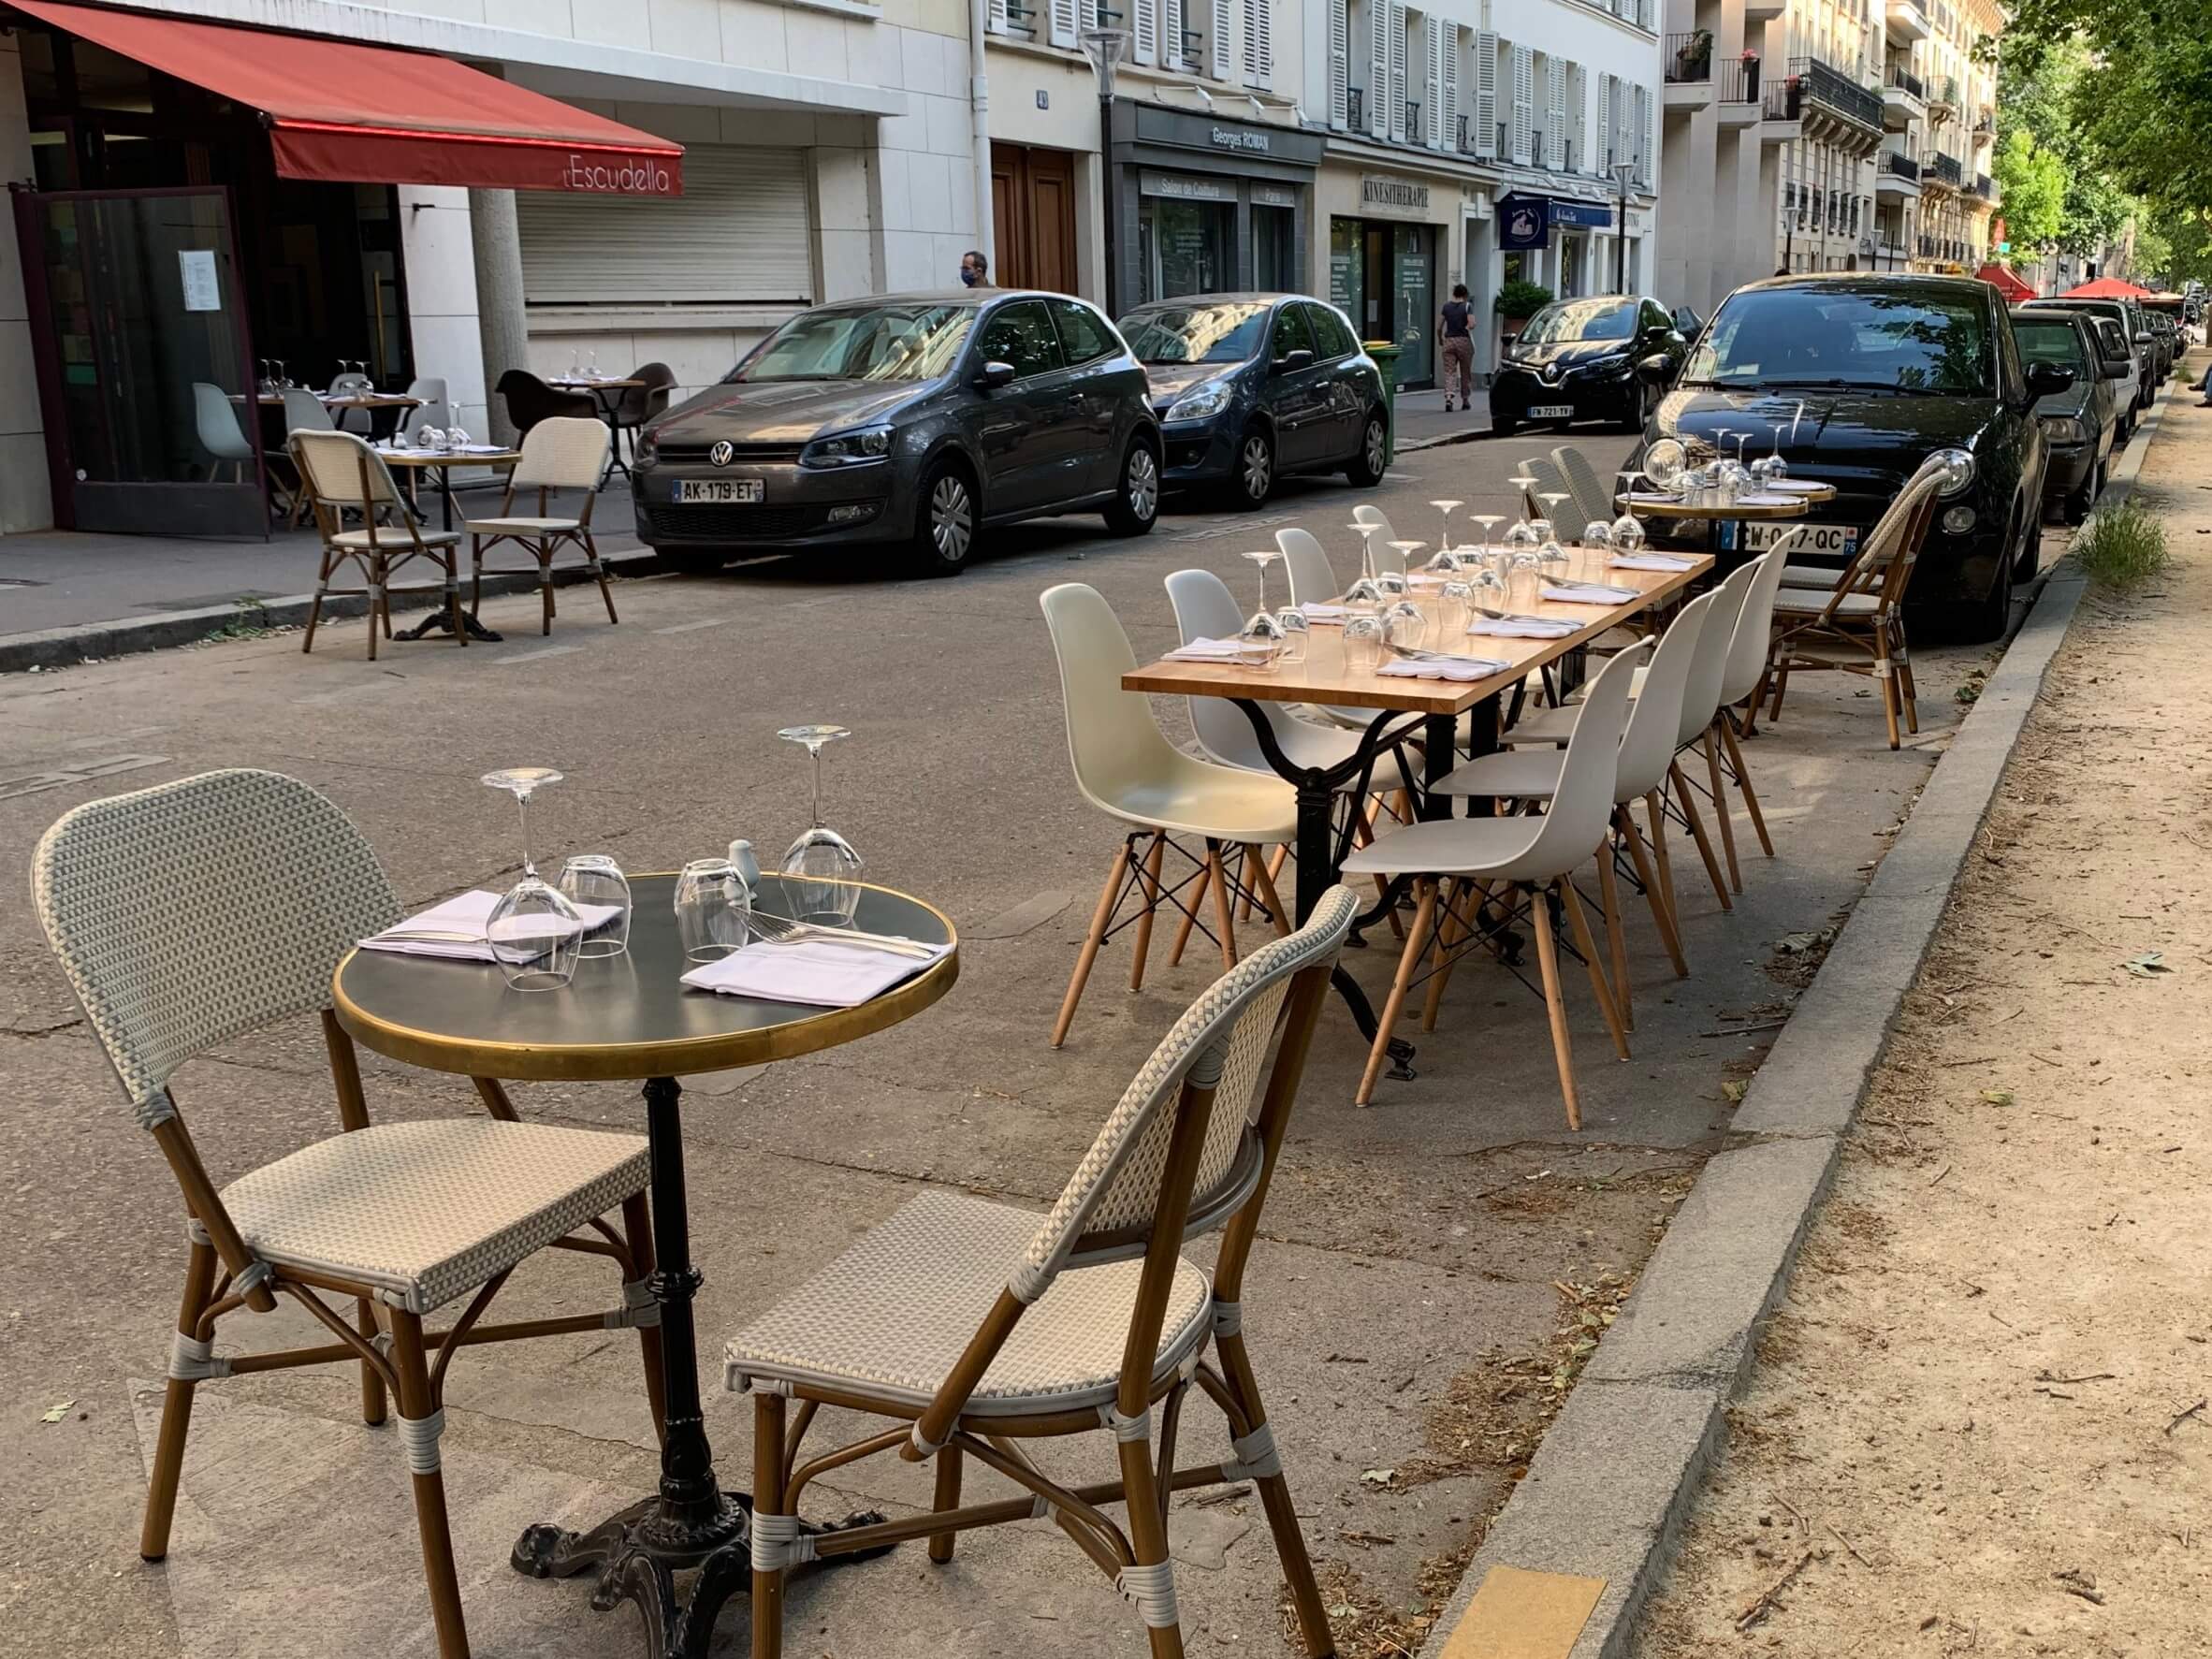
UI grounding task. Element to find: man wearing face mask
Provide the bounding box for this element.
[959,250,989,288]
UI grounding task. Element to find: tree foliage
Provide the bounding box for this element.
[1991,35,2132,256]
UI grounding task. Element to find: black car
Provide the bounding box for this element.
[2011,308,2117,524]
[2026,297,2154,420]
[1640,274,2071,639]
[633,290,1160,576]
[1491,295,1688,435]
[1115,294,1390,508]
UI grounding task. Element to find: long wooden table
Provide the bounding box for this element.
[1123,552,1713,1054]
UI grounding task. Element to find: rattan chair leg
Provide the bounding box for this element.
[1169,860,1209,968]
[752,1391,789,1659]
[303,545,335,654]
[1877,649,1902,749]
[1894,619,1918,731]
[1128,834,1168,992]
[584,530,618,624]
[1617,806,1687,976]
[1717,719,1774,858]
[1561,880,1629,1062]
[444,560,466,648]
[470,539,484,614]
[357,1297,388,1425]
[1053,840,1128,1048]
[391,1311,471,1659]
[141,1238,219,1561]
[1667,762,1731,911]
[1357,880,1436,1107]
[1204,841,1238,971]
[538,546,556,635]
[927,1444,963,1563]
[619,1191,665,1442]
[1212,1339,1332,1658]
[1701,730,1743,894]
[1596,839,1632,1033]
[1245,844,1291,938]
[1116,1435,1186,1659]
[1530,884,1582,1130]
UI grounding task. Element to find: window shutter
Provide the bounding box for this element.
[1233,0,1252,82]
[1134,0,1157,65]
[989,0,1008,31]
[1634,81,1652,184]
[1597,71,1613,167]
[1049,0,1077,48]
[1424,16,1441,148]
[1510,42,1533,166]
[1329,0,1349,125]
[1369,0,1389,138]
[1388,3,1407,141]
[1441,23,1459,152]
[1252,0,1272,85]
[1564,63,1583,172]
[1547,57,1564,168]
[1474,30,1497,157]
[1164,0,1186,69]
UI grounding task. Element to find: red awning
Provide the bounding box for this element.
[1974,262,2035,300]
[9,0,682,195]
[2062,276,2154,299]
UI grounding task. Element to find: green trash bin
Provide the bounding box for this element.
[1363,342,1401,469]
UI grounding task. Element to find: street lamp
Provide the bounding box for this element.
[1080,19,1132,316]
[1610,160,1637,295]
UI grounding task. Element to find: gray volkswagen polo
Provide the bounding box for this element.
[633,291,1161,575]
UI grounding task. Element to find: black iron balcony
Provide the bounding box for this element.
[1884,150,1921,181]
[1719,57,1761,102]
[1928,74,1958,111]
[1885,63,1924,98]
[1764,78,1803,121]
[1789,55,1884,133]
[1928,152,1962,187]
[1666,31,1713,82]
[1973,173,1993,200]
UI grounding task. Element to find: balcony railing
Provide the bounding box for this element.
[1884,150,1921,181]
[1719,58,1762,102]
[1405,100,1420,143]
[1928,152,1962,187]
[1666,31,1713,82]
[1973,173,1993,200]
[1764,79,1804,121]
[1885,63,1924,98]
[1790,55,1885,133]
[1929,74,1958,108]
[1972,107,1993,134]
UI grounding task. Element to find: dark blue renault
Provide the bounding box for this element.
[1116,294,1390,508]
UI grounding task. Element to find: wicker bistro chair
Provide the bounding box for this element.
[1550,444,1620,535]
[464,416,618,634]
[292,429,466,661]
[1761,456,1948,750]
[30,770,662,1659]
[725,885,1360,1659]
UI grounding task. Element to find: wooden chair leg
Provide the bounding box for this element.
[470,538,484,614]
[1877,648,1902,749]
[925,1444,963,1564]
[1210,1336,1332,1658]
[1204,841,1238,970]
[357,1297,388,1425]
[1052,839,1128,1048]
[1117,1432,1187,1659]
[1643,792,1679,935]
[141,1239,219,1561]
[1595,838,1633,1032]
[619,1192,665,1442]
[366,559,384,662]
[1894,620,1918,732]
[390,1311,470,1659]
[302,546,333,654]
[1353,804,1406,939]
[584,530,619,624]
[1169,859,1210,967]
[1667,762,1732,912]
[1128,833,1168,992]
[1560,880,1630,1062]
[1618,806,1687,977]
[1701,729,1743,894]
[1529,884,1582,1132]
[1357,880,1436,1106]
[1717,719,1774,858]
[751,1391,789,1659]
[1244,843,1290,938]
[539,547,556,635]
[1420,878,1466,1032]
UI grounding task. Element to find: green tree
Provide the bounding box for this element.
[2005,4,2212,218]
[1991,130,2063,250]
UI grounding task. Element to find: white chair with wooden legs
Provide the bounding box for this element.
[31,769,664,1659]
[1350,504,1411,574]
[1704,533,1797,862]
[292,429,466,661]
[192,382,255,482]
[1437,589,1721,1029]
[464,416,618,635]
[726,887,1360,1659]
[1040,583,1298,1046]
[1342,642,1644,1128]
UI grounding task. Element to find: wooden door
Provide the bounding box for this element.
[992,143,1080,294]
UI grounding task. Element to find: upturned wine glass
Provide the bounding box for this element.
[778,725,864,926]
[1240,547,1288,644]
[1580,520,1615,581]
[1469,514,1504,562]
[558,854,632,957]
[1430,499,1463,553]
[1348,522,1382,584]
[481,767,581,992]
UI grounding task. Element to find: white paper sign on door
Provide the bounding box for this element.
[178,249,221,313]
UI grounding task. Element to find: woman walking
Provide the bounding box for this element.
[1439,284,1476,414]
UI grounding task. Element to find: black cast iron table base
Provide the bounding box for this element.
[511,1076,889,1657]
[396,608,502,643]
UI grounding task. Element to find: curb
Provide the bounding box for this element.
[1398,425,1498,453]
[0,543,662,674]
[1412,375,2178,1659]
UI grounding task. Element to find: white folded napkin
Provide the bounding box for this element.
[681,935,952,1008]
[1609,553,1696,572]
[1626,492,1681,506]
[1297,602,1350,622]
[1468,615,1580,638]
[1761,480,1826,494]
[1163,636,1249,662]
[1733,493,1798,507]
[1541,582,1638,604]
[359,889,621,962]
[1375,654,1510,682]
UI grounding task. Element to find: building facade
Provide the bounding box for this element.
[1885,0,2000,275]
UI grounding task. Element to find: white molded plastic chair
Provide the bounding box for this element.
[1164,569,1377,779]
[1705,532,1797,862]
[1040,583,1299,1046]
[1350,505,1409,575]
[1342,641,1646,1125]
[327,371,376,435]
[464,416,618,634]
[192,382,254,481]
[398,376,452,442]
[266,389,337,523]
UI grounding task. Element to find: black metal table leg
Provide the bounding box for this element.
[395,463,502,642]
[512,1076,886,1656]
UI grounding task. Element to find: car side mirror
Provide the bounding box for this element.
[1636,353,1676,385]
[1272,348,1316,374]
[2133,330,2154,345]
[2022,360,2075,406]
[1664,329,1687,348]
[974,360,1017,391]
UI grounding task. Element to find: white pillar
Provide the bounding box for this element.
[398,188,489,441]
[468,187,531,447]
[0,36,53,532]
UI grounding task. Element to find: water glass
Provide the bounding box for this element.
[1343,614,1385,672]
[676,858,750,961]
[558,854,632,957]
[487,882,581,992]
[1275,605,1309,663]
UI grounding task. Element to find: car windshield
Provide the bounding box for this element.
[728,302,976,384]
[1683,287,1993,394]
[2013,318,2084,371]
[1517,299,1636,344]
[1115,303,1271,365]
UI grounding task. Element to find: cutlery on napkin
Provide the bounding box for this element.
[360,890,620,962]
[1297,603,1350,622]
[680,935,952,1008]
[1468,615,1580,638]
[1608,553,1696,572]
[1540,582,1638,604]
[1375,654,1510,682]
[1162,637,1249,662]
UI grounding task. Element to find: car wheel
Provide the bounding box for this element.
[911,460,978,576]
[1230,427,1274,508]
[2064,458,2103,525]
[656,547,731,576]
[1490,414,1520,437]
[1618,381,1647,433]
[1345,410,1389,485]
[1103,438,1161,536]
[2014,497,2044,582]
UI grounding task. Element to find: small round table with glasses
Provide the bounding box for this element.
[332,872,958,1659]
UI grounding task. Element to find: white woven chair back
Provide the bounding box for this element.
[282,388,336,434]
[1273,528,1339,609]
[31,770,401,1128]
[513,416,611,492]
[1672,557,1763,747]
[1011,885,1360,1302]
[292,428,407,511]
[1523,641,1642,874]
[1519,455,1571,523]
[192,383,253,463]
[1716,541,1797,706]
[1550,444,1617,533]
[1350,505,1406,575]
[1165,569,1293,772]
[1615,589,1718,802]
[1039,583,1193,820]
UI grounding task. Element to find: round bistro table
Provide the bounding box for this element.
[333,872,958,1658]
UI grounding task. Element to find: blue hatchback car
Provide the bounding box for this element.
[1115,294,1391,508]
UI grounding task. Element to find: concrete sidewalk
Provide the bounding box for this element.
[1394,388,1493,450]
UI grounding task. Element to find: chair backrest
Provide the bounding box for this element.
[1716,536,1798,706]
[1274,528,1340,608]
[1667,557,1764,746]
[1521,454,1572,524]
[1817,455,1946,623]
[1614,589,1717,800]
[327,371,373,397]
[1167,569,1296,771]
[1550,444,1617,533]
[1040,583,1195,815]
[31,769,400,1128]
[291,428,409,513]
[497,369,595,433]
[283,388,335,434]
[615,362,677,424]
[1523,641,1643,870]
[400,376,452,436]
[1350,505,1406,575]
[513,416,611,492]
[192,383,252,462]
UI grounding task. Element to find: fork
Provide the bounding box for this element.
[746,912,939,958]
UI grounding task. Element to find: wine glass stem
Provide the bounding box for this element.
[810,747,824,829]
[516,791,535,880]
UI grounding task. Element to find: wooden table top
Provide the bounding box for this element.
[1622,482,1836,522]
[377,448,522,469]
[239,392,424,410]
[1123,555,1713,717]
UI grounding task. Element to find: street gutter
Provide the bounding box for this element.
[1414,372,2178,1658]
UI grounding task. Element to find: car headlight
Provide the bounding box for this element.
[800,425,895,467]
[1588,352,1632,373]
[2042,415,2087,444]
[635,428,659,467]
[1941,505,1977,534]
[1931,446,1975,497]
[1164,380,1232,423]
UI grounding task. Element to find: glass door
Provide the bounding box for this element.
[15,186,266,536]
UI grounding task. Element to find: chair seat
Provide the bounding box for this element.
[1435,747,1567,800]
[220,1118,649,1314]
[1778,562,1847,588]
[724,1190,1212,1416]
[1340,813,1547,880]
[1774,590,1885,618]
[1094,765,1297,845]
[330,528,461,552]
[468,517,584,537]
[1502,703,1579,746]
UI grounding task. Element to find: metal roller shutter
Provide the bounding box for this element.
[517,145,812,308]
